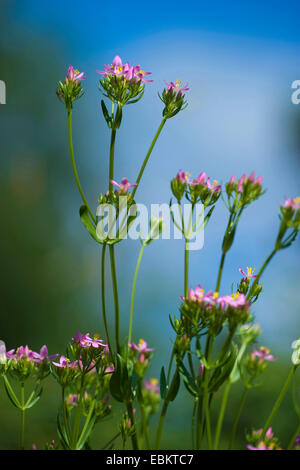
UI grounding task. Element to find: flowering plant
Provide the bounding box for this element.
[1,55,300,451]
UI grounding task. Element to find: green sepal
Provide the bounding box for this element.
[80,205,103,243]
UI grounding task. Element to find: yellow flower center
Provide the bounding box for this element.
[150,378,158,386]
[294,197,300,203]
[246,267,255,276]
[260,346,270,354]
[94,334,100,340]
[232,292,240,300]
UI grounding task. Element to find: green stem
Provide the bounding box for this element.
[109,129,116,193]
[155,398,169,449]
[214,381,231,449]
[128,243,146,347]
[67,111,96,223]
[196,397,203,449]
[287,420,300,450]
[109,245,121,354]
[262,366,296,437]
[20,383,25,450]
[184,241,189,298]
[132,118,166,199]
[127,401,139,450]
[228,386,248,449]
[247,248,277,300]
[203,359,213,448]
[62,387,71,444]
[101,244,112,353]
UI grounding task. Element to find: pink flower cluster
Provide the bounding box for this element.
[164,80,189,95]
[176,171,221,193]
[229,172,262,192]
[129,339,154,363]
[73,331,107,349]
[97,55,152,83]
[282,197,300,211]
[181,285,250,310]
[5,345,57,363]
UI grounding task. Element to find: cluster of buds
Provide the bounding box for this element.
[159,80,189,119]
[128,339,154,377]
[225,172,264,210]
[142,378,161,415]
[98,55,152,106]
[120,408,137,445]
[98,178,137,212]
[171,170,221,206]
[247,427,281,450]
[275,197,300,250]
[56,65,86,111]
[241,345,276,387]
[291,337,300,366]
[180,286,251,336]
[237,323,262,346]
[0,342,57,381]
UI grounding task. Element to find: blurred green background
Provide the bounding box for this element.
[0,0,299,450]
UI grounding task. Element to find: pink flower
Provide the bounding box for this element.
[164,80,189,95]
[73,331,106,349]
[282,197,300,211]
[33,345,58,363]
[176,170,190,183]
[66,65,86,82]
[52,355,76,368]
[144,378,160,394]
[239,267,257,280]
[110,177,137,195]
[251,346,276,363]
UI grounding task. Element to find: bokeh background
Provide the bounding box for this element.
[0,0,300,450]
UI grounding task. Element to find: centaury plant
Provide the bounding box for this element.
[0,56,300,451]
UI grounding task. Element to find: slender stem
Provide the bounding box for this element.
[184,241,189,298]
[216,251,226,293]
[140,405,151,450]
[67,111,96,223]
[228,386,248,449]
[203,340,213,449]
[214,381,231,449]
[20,383,25,450]
[72,384,83,449]
[155,398,169,449]
[127,401,139,450]
[132,118,166,199]
[101,244,112,353]
[262,366,296,437]
[62,387,71,444]
[109,245,121,354]
[109,129,116,193]
[128,243,146,346]
[287,421,300,450]
[247,248,277,300]
[196,397,203,449]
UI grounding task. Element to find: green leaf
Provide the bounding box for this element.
[166,370,180,402]
[209,347,237,393]
[176,360,198,397]
[109,354,133,403]
[79,205,102,243]
[3,376,21,409]
[160,366,167,400]
[101,100,112,128]
[57,413,70,450]
[26,387,43,409]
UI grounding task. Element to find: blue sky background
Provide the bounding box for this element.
[2,0,300,355]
